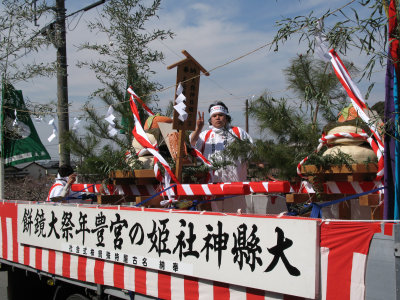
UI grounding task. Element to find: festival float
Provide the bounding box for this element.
[0,29,398,300]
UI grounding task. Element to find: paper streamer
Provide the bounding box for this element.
[33,116,43,123]
[48,130,56,142]
[71,117,81,131]
[108,125,118,137]
[48,118,57,142]
[105,106,118,137]
[174,83,188,122]
[12,109,18,127]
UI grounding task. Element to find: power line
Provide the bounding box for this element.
[0,1,107,63]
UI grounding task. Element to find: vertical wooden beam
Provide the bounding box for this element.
[370,205,383,220]
[338,197,351,219]
[245,99,249,134]
[175,130,185,182]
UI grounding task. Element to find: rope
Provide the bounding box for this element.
[309,186,384,218]
[135,184,177,207]
[65,184,96,200]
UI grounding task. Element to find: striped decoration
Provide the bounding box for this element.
[71,180,383,199]
[297,132,384,181]
[0,201,391,300]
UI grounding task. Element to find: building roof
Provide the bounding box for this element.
[37,160,59,169]
[15,161,47,170]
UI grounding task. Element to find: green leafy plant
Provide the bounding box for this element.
[68,0,173,177]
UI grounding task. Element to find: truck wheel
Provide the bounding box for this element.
[65,294,90,300]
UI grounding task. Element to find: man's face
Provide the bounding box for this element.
[210,113,227,128]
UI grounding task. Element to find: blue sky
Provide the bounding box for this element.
[15,0,387,158]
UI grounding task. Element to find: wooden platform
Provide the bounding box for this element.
[109,169,158,185]
[94,170,162,206]
[359,194,383,220]
[301,163,378,181]
[96,195,137,205]
[289,163,381,220]
[286,193,346,203]
[96,195,163,207]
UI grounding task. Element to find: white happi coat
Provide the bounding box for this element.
[47,174,70,201]
[193,125,253,213]
[47,174,81,202]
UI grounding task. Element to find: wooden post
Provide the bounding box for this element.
[56,0,70,166]
[167,50,209,182]
[245,99,249,134]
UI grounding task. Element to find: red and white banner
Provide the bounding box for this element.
[0,201,390,299]
[327,49,384,152]
[71,180,383,199]
[291,181,384,195]
[320,221,381,300]
[127,87,155,117]
[18,203,319,298]
[162,181,291,196]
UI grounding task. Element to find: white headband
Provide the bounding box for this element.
[210,105,229,117]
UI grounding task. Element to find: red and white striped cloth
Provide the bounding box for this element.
[320,221,383,300]
[71,183,161,196]
[71,180,382,197]
[327,49,384,152]
[128,87,178,184]
[127,87,155,117]
[71,184,114,194]
[0,201,392,300]
[161,181,291,197]
[297,132,384,181]
[291,181,384,195]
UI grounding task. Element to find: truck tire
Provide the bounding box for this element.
[65,294,90,300]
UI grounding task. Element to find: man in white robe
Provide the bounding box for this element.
[190,101,252,213]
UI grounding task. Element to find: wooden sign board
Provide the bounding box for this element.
[167,50,209,181]
[173,60,200,130]
[168,50,209,131]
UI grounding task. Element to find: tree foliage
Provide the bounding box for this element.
[234,1,390,180]
[247,94,321,180]
[5,176,52,201]
[69,0,173,180]
[272,0,388,81]
[227,54,354,180]
[284,54,352,124]
[0,0,57,83]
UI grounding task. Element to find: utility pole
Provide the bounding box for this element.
[52,0,105,167]
[245,99,249,134]
[0,79,4,199]
[55,0,70,166]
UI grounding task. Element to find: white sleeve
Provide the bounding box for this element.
[49,184,64,199]
[238,127,253,143]
[193,131,207,151]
